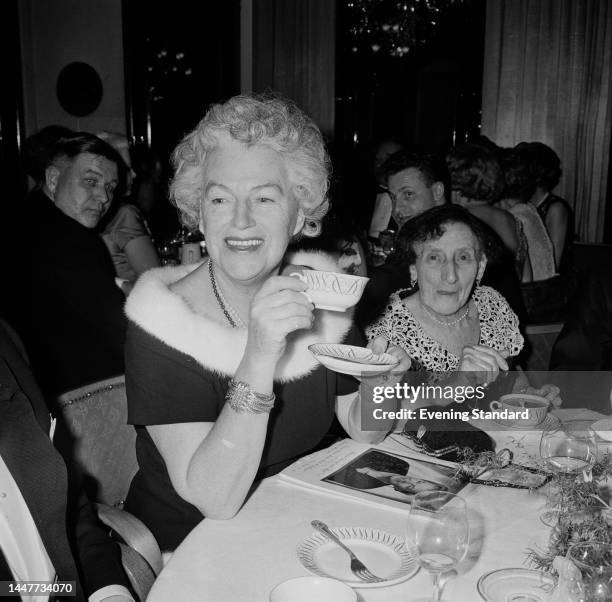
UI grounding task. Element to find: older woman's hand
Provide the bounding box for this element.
[523,383,562,408]
[458,344,509,386]
[246,275,314,360]
[367,336,411,374]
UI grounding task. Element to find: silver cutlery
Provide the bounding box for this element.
[310,520,385,583]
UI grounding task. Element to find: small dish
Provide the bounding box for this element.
[297,526,417,589]
[309,344,399,377]
[270,576,356,602]
[492,413,559,431]
[590,418,612,442]
[477,567,555,601]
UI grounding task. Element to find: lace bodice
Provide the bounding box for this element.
[508,202,556,281]
[366,286,524,380]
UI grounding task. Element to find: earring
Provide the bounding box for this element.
[410,275,417,288]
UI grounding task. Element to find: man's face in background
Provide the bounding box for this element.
[46,152,118,228]
[388,167,445,229]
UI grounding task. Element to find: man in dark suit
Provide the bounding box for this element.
[15,133,127,402]
[0,319,133,601]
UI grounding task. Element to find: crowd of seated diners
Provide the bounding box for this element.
[2,92,610,600]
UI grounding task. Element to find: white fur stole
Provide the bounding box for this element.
[125,250,354,382]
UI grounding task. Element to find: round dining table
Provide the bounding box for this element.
[147,408,610,602]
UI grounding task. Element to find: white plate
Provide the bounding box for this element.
[309,344,399,377]
[590,418,612,442]
[477,567,555,601]
[297,526,418,589]
[492,413,559,431]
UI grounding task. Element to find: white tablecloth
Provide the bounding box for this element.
[147,409,610,602]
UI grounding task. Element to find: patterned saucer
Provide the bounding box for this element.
[492,413,560,431]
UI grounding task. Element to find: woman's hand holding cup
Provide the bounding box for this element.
[520,383,562,408]
[246,275,314,360]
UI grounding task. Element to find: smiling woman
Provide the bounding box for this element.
[122,94,411,551]
[198,138,304,286]
[367,204,524,386]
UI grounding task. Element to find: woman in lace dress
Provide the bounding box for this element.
[367,205,524,386]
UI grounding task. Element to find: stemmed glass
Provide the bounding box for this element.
[539,420,598,525]
[568,541,612,601]
[405,491,469,602]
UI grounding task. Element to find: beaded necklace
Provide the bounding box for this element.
[421,301,470,327]
[208,260,245,329]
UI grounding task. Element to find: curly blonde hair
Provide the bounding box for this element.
[170,94,330,237]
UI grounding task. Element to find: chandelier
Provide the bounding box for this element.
[346,0,464,57]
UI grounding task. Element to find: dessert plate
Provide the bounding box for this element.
[297,526,417,589]
[309,344,399,377]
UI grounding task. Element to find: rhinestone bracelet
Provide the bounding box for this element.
[226,379,275,414]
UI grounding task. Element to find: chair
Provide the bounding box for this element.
[56,376,137,506]
[523,322,564,375]
[56,376,163,600]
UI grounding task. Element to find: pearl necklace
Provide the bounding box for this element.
[421,301,470,327]
[208,260,246,329]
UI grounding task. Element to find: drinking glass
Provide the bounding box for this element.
[379,228,396,256]
[539,420,598,524]
[158,242,178,266]
[568,541,612,601]
[405,491,469,602]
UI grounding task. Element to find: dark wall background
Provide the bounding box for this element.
[333,0,485,231]
[0,0,26,319]
[252,0,336,138]
[122,0,241,239]
[19,0,126,136]
[123,0,241,170]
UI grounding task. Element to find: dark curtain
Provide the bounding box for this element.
[252,0,336,137]
[482,0,612,242]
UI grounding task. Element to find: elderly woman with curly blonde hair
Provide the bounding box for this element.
[123,94,409,550]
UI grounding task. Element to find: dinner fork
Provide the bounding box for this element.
[310,520,385,583]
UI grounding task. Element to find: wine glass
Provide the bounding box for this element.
[539,420,598,524]
[405,490,469,602]
[568,541,612,601]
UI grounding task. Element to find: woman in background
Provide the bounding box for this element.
[98,132,161,293]
[499,148,556,283]
[447,143,530,282]
[516,141,574,274]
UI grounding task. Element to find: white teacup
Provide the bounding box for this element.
[291,270,369,311]
[489,393,550,426]
[270,577,356,602]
